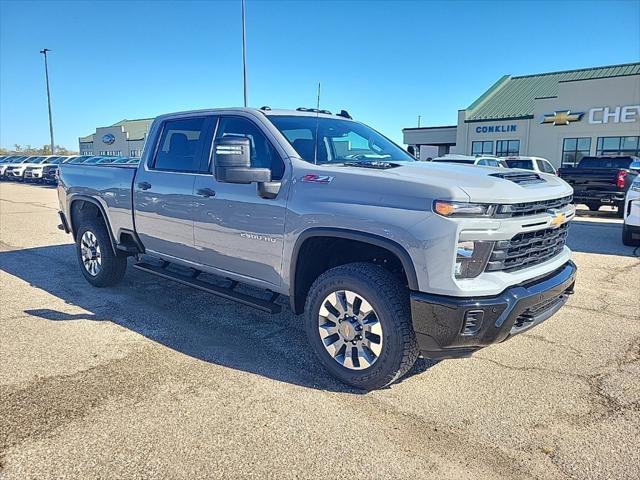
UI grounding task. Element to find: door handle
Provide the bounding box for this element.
[196,187,216,198]
[137,181,152,190]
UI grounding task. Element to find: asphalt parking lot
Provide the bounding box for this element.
[0,181,638,479]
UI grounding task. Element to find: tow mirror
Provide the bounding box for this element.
[214,137,270,184]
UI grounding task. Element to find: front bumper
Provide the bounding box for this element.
[410,261,577,358]
[24,170,43,180]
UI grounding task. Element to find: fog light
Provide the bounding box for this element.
[461,310,484,336]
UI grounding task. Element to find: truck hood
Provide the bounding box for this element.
[351,162,573,203]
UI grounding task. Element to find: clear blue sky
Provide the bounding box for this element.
[1,0,639,150]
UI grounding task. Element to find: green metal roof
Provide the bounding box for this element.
[466,62,640,122]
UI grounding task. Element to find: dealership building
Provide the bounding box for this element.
[79,118,153,157]
[403,63,640,167]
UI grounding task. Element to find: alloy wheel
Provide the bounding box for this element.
[318,290,383,370]
[80,230,102,276]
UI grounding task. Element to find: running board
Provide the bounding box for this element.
[132,262,282,314]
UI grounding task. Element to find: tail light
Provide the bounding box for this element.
[617,170,627,189]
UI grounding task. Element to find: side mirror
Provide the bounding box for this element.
[214,137,271,184]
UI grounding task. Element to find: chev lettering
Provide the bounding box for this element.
[240,232,277,243]
[475,124,517,134]
[588,105,640,124]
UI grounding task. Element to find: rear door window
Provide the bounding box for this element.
[153,117,210,173]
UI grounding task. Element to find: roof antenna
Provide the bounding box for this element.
[313,82,321,165]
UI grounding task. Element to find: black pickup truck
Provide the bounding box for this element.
[559,156,640,216]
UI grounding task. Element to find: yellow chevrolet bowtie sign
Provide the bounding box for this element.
[541,110,584,126]
[549,210,567,228]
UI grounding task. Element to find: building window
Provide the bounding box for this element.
[471,141,493,155]
[495,140,520,157]
[562,137,591,167]
[596,136,640,156]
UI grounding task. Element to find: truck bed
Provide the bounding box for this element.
[58,163,137,239]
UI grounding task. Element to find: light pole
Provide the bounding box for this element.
[241,0,248,107]
[40,48,55,155]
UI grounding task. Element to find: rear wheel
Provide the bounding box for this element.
[75,218,127,287]
[304,263,419,390]
[587,202,601,212]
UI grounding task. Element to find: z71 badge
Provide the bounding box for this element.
[301,174,334,184]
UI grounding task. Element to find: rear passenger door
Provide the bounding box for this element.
[134,116,214,261]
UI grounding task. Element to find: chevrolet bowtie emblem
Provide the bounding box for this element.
[541,110,584,126]
[548,209,567,228]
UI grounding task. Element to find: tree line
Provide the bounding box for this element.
[1,144,79,156]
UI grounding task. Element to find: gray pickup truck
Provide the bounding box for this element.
[58,107,577,390]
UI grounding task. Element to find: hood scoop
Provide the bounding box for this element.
[490,172,546,185]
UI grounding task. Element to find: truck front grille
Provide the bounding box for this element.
[485,223,569,273]
[496,195,573,218]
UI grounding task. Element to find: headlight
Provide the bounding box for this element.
[631,180,640,192]
[455,240,494,278]
[434,200,494,217]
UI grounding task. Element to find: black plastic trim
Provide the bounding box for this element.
[289,227,419,313]
[410,261,577,358]
[68,195,118,255]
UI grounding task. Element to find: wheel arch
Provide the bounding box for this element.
[289,227,419,314]
[68,195,118,255]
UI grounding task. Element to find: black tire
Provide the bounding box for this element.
[303,262,419,390]
[622,224,639,246]
[616,203,625,218]
[75,217,127,287]
[587,203,600,212]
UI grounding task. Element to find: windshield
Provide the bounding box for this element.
[267,115,413,165]
[506,159,534,170]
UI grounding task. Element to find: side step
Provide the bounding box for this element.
[132,262,282,314]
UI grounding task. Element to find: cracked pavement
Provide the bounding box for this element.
[1,182,639,479]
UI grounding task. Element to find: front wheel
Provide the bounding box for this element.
[75,218,127,287]
[303,263,419,390]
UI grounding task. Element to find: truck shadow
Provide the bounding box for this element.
[0,244,437,393]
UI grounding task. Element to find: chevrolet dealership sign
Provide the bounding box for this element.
[542,105,640,126]
[588,105,639,124]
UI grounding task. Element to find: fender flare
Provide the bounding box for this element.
[68,195,118,255]
[289,227,419,312]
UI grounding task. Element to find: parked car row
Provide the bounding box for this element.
[0,155,140,184]
[430,154,558,175]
